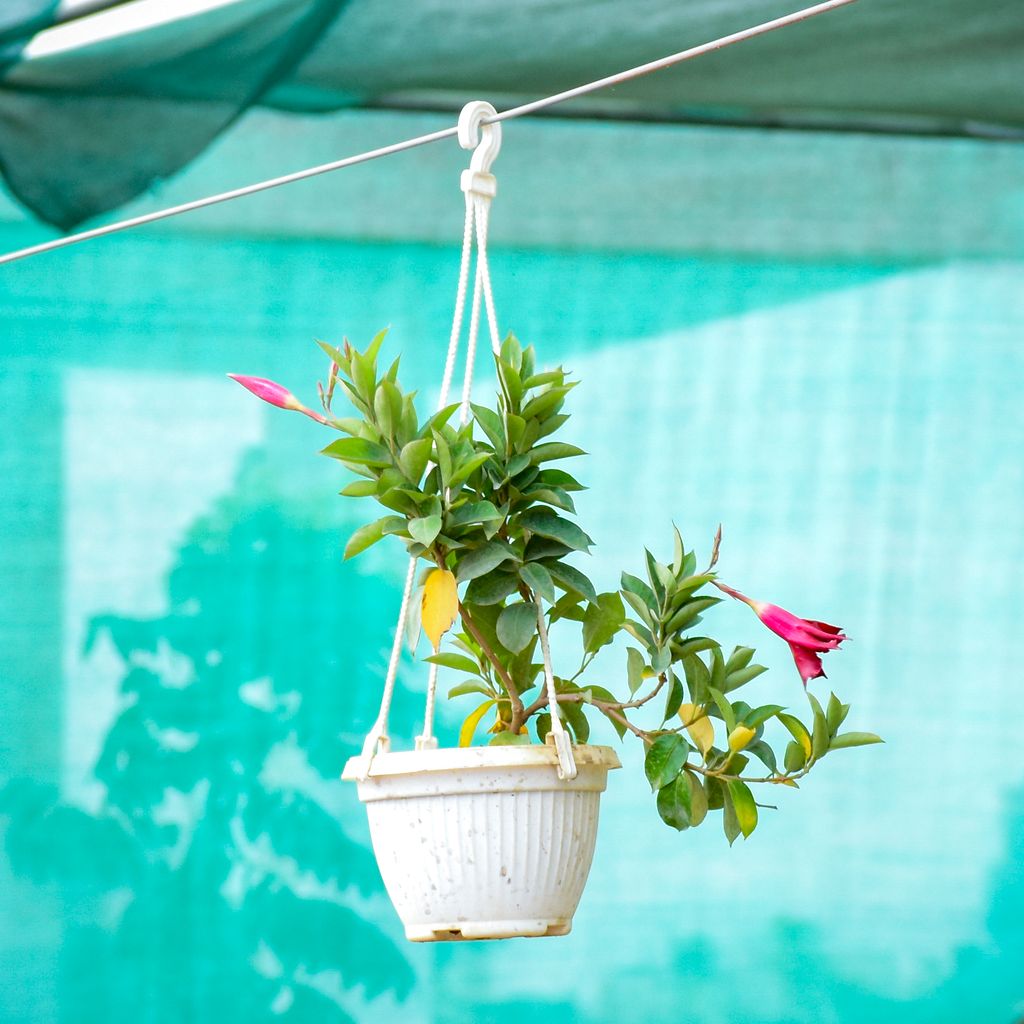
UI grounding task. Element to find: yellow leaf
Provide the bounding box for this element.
[679,703,714,756]
[728,725,756,752]
[459,700,495,747]
[422,568,458,651]
[771,776,800,788]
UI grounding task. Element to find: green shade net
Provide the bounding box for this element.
[0,0,1022,229]
[0,0,347,229]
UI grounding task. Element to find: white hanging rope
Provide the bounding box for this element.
[0,0,856,267]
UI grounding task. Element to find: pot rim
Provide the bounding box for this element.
[342,742,621,781]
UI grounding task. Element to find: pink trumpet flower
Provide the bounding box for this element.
[227,374,328,424]
[714,581,846,686]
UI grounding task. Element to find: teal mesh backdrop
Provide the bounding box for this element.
[1,111,1022,1023]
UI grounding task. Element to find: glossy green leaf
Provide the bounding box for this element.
[447,679,494,699]
[726,780,758,839]
[747,739,778,773]
[656,773,693,831]
[644,733,690,791]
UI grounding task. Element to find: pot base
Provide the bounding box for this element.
[405,917,572,943]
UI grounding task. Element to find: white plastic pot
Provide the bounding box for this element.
[343,743,621,942]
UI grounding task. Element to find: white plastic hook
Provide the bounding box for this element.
[458,100,502,171]
[458,101,501,197]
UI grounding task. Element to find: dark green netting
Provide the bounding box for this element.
[0,0,347,229]
[0,0,1021,230]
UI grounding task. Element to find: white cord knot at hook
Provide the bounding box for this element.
[458,100,501,198]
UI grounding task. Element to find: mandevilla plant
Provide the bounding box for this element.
[230,330,882,843]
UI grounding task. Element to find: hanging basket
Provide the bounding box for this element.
[343,743,620,941]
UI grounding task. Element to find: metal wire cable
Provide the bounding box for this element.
[0,0,856,266]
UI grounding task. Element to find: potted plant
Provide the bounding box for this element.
[229,330,881,942]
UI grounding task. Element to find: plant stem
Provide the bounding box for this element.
[457,601,526,730]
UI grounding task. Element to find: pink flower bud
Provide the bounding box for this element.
[715,581,846,686]
[227,374,327,424]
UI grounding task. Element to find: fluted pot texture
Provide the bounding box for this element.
[343,744,621,942]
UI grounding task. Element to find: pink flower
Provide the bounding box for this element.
[714,581,846,685]
[227,374,327,424]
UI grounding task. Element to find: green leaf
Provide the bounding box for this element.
[398,438,432,484]
[522,486,576,514]
[447,679,493,699]
[682,653,711,705]
[545,561,599,604]
[489,730,530,746]
[496,602,538,654]
[431,430,452,486]
[826,692,849,736]
[644,733,689,792]
[707,686,736,734]
[743,704,785,729]
[449,451,493,487]
[747,739,778,773]
[725,646,755,674]
[723,664,768,693]
[343,516,404,559]
[409,515,442,547]
[685,770,709,826]
[726,780,758,839]
[424,652,481,674]
[809,693,830,760]
[784,740,807,773]
[656,773,693,831]
[519,562,556,604]
[471,403,506,452]
[364,327,388,365]
[560,698,590,744]
[666,596,721,634]
[447,500,503,529]
[662,670,684,722]
[321,437,392,466]
[464,570,519,605]
[778,713,813,760]
[626,647,645,695]
[456,542,518,582]
[585,685,628,740]
[722,791,742,846]
[500,333,522,372]
[621,573,657,612]
[518,508,593,552]
[829,731,885,750]
[529,442,586,464]
[581,592,625,654]
[339,480,377,497]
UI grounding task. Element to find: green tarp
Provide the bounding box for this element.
[0,0,1021,229]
